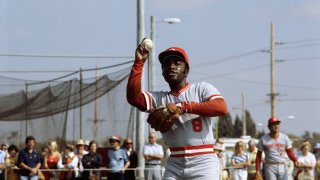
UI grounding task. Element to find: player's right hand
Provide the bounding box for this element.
[136,40,150,61]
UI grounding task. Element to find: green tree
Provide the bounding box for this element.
[302,131,312,140]
[312,132,320,140]
[218,113,234,138]
[244,110,257,138]
[234,115,243,138]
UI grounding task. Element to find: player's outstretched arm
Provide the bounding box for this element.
[285,148,298,165]
[126,44,150,111]
[181,98,227,117]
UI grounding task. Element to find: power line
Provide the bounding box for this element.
[0,53,134,59]
[278,98,320,102]
[193,49,264,69]
[0,60,134,73]
[275,42,320,51]
[0,61,133,86]
[192,64,269,79]
[277,56,320,62]
[277,37,320,45]
[217,76,320,91]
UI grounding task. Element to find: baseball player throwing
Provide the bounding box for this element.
[127,42,228,179]
[255,117,299,180]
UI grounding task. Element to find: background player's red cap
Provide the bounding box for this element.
[158,47,190,67]
[268,116,281,125]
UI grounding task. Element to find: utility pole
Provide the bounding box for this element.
[149,16,156,92]
[242,92,246,136]
[270,22,276,117]
[136,0,145,178]
[79,68,83,139]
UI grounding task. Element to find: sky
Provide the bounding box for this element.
[0,0,319,136]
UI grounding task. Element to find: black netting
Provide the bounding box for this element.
[0,65,137,148]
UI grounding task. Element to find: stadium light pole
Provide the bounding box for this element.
[279,115,295,121]
[148,16,181,92]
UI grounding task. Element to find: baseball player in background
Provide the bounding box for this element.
[127,41,228,179]
[255,117,299,180]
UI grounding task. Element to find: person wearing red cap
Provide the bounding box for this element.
[127,41,228,179]
[255,117,299,180]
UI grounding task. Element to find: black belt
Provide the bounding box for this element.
[145,163,160,166]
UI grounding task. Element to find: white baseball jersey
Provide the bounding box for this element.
[142,82,224,148]
[257,132,291,163]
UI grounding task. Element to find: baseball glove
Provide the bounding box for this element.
[147,103,182,133]
[254,174,263,180]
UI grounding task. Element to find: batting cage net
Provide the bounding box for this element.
[0,62,137,149]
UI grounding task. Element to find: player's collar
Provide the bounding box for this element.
[170,83,190,96]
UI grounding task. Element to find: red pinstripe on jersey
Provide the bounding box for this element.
[169,144,215,157]
[142,91,152,111]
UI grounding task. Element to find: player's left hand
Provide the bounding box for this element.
[147,103,182,133]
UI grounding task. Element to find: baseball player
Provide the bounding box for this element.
[255,117,298,180]
[127,42,228,179]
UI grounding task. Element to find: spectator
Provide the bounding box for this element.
[57,144,77,180]
[6,144,19,180]
[84,140,90,152]
[295,141,316,180]
[82,140,102,180]
[0,144,8,160]
[39,145,49,180]
[0,146,5,180]
[314,143,320,180]
[143,132,164,180]
[107,135,130,180]
[255,117,298,180]
[74,139,88,179]
[231,141,250,180]
[214,142,228,180]
[43,141,61,180]
[17,136,41,180]
[122,138,138,180]
[247,140,258,180]
[215,142,226,169]
[314,143,320,160]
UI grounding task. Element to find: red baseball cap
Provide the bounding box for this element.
[268,116,281,125]
[158,47,190,67]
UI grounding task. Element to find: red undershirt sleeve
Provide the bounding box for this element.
[286,148,297,162]
[181,98,228,117]
[256,150,262,172]
[126,60,147,111]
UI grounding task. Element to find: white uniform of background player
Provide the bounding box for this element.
[255,117,298,180]
[127,45,228,180]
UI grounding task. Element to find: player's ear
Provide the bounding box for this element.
[184,67,189,77]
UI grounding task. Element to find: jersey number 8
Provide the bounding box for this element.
[192,118,203,132]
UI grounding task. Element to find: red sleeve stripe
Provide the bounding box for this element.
[207,94,223,101]
[142,91,152,112]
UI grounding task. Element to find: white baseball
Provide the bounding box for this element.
[142,38,153,51]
